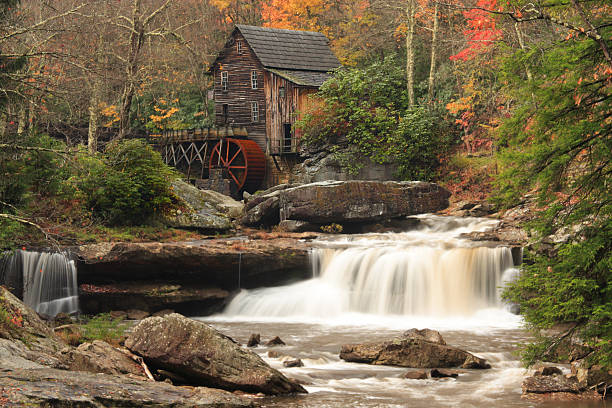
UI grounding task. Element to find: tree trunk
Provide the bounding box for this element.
[0,112,7,138]
[514,22,532,81]
[87,81,101,154]
[428,2,439,101]
[16,104,26,135]
[118,0,144,140]
[406,0,416,106]
[88,33,105,153]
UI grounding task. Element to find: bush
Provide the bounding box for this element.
[70,139,178,225]
[296,57,457,181]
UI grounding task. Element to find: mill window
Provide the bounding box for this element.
[237,40,243,55]
[221,71,228,91]
[251,101,259,122]
[251,70,258,89]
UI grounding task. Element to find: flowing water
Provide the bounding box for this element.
[201,216,605,407]
[0,250,78,318]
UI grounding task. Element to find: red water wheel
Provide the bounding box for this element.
[209,138,266,192]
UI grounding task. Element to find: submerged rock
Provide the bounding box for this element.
[339,328,490,369]
[125,313,306,395]
[266,336,286,346]
[283,358,304,368]
[403,370,428,380]
[247,333,260,347]
[430,368,459,378]
[0,368,253,407]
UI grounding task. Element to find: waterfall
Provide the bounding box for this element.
[0,250,79,318]
[224,215,519,319]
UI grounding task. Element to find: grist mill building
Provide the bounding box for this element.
[209,25,341,186]
[159,25,340,195]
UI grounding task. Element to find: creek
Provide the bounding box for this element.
[200,216,598,407]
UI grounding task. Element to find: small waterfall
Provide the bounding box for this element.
[0,250,78,318]
[224,216,519,319]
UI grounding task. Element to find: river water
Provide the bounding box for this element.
[200,216,605,408]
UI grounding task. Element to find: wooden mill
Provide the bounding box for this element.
[157,25,341,194]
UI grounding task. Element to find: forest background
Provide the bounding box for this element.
[0,0,610,370]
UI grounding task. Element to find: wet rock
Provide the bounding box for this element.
[340,331,490,369]
[268,351,281,358]
[125,313,306,395]
[127,309,150,320]
[403,370,428,380]
[0,368,253,407]
[247,333,260,347]
[522,374,583,394]
[403,328,446,345]
[430,368,459,378]
[64,340,144,377]
[267,336,286,346]
[283,358,304,368]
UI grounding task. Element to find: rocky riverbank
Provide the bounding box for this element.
[0,286,306,406]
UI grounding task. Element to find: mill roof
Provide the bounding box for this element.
[235,25,341,72]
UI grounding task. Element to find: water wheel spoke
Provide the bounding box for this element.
[228,149,242,166]
[228,165,246,169]
[227,169,241,187]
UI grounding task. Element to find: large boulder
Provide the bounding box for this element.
[339,329,490,369]
[125,313,306,395]
[163,179,238,231]
[0,368,253,407]
[242,180,450,228]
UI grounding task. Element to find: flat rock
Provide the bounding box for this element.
[77,239,310,291]
[125,313,306,395]
[0,368,253,407]
[127,309,150,320]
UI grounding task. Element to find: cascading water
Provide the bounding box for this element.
[224,215,519,320]
[0,250,78,318]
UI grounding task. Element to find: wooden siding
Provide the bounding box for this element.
[212,32,267,151]
[264,71,317,154]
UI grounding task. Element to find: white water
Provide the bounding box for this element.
[223,215,519,326]
[1,250,78,318]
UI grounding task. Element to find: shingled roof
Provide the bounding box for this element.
[236,25,341,72]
